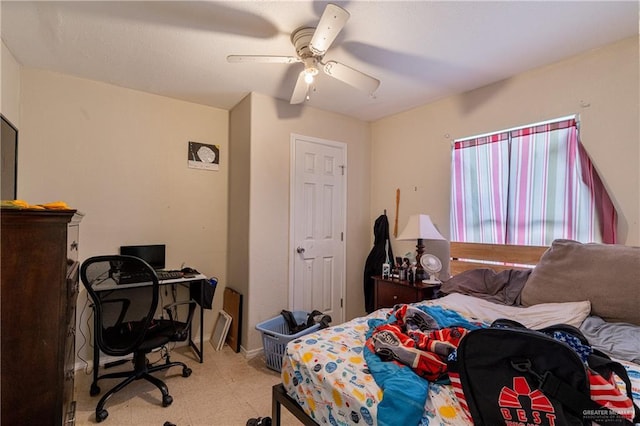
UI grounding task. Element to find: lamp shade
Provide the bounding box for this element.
[396,214,445,241]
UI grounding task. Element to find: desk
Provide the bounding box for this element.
[91,273,208,386]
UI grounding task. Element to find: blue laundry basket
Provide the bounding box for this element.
[255,311,321,372]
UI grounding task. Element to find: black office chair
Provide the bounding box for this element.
[81,255,195,423]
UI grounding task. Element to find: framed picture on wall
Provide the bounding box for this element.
[1,115,18,200]
[188,141,220,171]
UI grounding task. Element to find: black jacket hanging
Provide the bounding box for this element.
[363,214,394,313]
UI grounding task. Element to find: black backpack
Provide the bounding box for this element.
[449,319,640,426]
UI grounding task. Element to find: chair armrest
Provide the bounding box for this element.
[163,299,197,337]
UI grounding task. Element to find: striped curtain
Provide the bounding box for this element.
[450,118,617,245]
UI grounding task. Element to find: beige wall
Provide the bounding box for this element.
[1,41,21,126]
[227,94,251,347]
[372,36,640,265]
[230,92,372,352]
[17,69,229,364]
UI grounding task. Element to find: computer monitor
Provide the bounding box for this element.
[120,244,166,270]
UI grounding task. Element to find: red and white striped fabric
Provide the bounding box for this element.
[588,370,635,421]
[448,370,473,423]
[451,118,617,245]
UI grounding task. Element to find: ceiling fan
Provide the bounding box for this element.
[227,3,380,104]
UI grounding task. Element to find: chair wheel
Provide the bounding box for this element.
[182,367,192,377]
[90,383,100,396]
[96,408,108,422]
[162,394,173,407]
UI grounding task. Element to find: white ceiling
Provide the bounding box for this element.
[1,1,638,122]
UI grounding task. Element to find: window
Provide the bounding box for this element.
[450,116,616,245]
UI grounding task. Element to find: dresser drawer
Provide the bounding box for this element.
[373,276,438,310]
[377,281,418,307]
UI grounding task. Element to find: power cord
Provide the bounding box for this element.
[147,343,175,366]
[76,293,94,374]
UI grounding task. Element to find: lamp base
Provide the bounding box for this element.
[415,238,426,281]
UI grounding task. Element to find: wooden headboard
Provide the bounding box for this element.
[450,242,548,276]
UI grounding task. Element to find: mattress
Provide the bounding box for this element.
[281,294,640,425]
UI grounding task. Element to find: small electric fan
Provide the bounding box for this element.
[420,254,442,285]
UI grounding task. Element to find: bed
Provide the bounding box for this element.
[272,240,640,425]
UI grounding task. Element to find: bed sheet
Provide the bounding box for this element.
[281,309,388,425]
[281,296,640,425]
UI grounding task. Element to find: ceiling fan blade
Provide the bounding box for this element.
[227,55,300,64]
[290,71,308,104]
[323,61,380,94]
[309,3,350,55]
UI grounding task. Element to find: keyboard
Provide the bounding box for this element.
[156,270,184,281]
[117,270,183,284]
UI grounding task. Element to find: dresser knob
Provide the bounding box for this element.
[393,295,398,300]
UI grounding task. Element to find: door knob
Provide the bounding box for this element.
[296,247,305,254]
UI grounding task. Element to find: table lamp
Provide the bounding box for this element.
[396,214,446,280]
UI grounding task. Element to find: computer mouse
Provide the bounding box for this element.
[181,267,197,274]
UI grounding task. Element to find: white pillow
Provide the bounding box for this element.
[423,293,591,329]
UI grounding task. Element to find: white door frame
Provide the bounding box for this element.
[288,133,346,324]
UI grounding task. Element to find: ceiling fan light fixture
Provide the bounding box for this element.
[302,56,319,84]
[304,66,318,84]
[304,72,314,84]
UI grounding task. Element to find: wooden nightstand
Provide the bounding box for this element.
[373,276,440,310]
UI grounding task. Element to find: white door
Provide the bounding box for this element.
[290,134,345,324]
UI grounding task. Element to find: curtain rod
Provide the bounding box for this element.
[453,114,578,143]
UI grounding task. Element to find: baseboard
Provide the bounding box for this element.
[242,345,263,359]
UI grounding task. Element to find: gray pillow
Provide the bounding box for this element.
[441,268,531,305]
[521,239,640,325]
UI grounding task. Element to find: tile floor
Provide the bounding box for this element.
[73,344,301,425]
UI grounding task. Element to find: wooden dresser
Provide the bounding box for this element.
[373,275,439,310]
[1,209,83,425]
